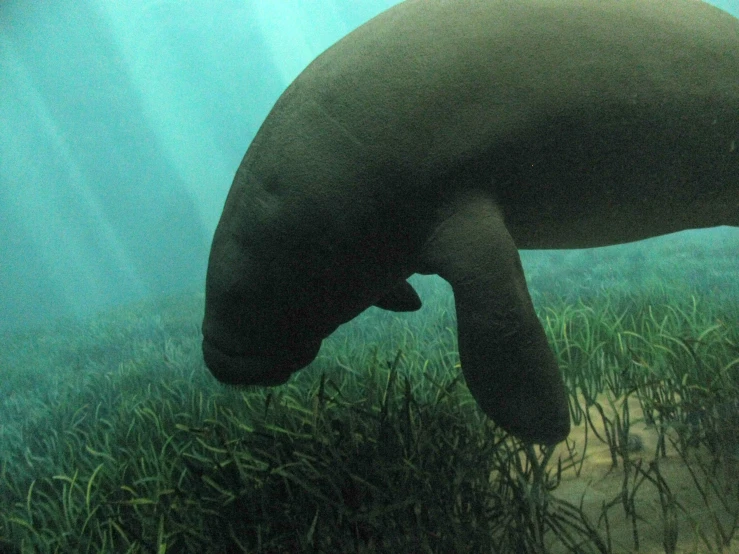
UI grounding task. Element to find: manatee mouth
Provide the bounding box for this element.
[202,337,322,387]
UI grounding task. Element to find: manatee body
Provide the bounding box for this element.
[203,0,739,445]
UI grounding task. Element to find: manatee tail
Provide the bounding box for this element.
[420,192,570,445]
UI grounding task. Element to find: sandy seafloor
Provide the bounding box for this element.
[546,394,738,553]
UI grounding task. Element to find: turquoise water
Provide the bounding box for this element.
[1,0,736,331]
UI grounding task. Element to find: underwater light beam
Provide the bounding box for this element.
[0,36,145,320]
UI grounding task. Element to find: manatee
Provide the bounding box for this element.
[202,0,739,445]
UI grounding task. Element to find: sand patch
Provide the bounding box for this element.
[545,394,739,553]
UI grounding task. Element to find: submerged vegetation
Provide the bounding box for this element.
[1,233,738,553]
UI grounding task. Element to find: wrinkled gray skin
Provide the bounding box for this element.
[203,0,739,445]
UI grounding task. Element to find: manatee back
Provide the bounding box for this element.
[255,0,739,248]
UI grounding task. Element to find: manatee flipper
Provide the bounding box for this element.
[419,193,570,445]
[373,280,423,312]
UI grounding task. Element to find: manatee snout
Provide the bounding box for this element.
[202,337,322,387]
